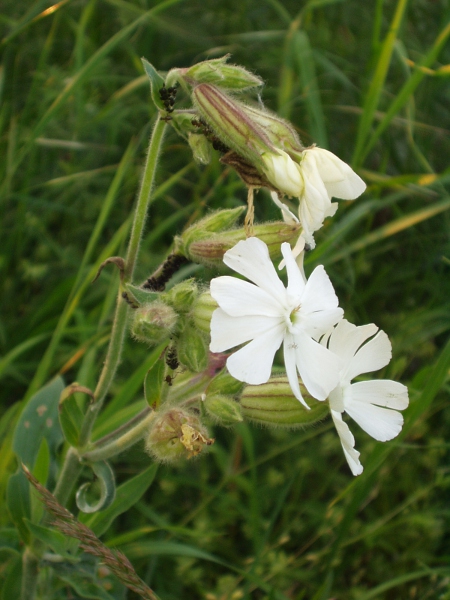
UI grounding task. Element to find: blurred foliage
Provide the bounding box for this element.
[0,0,450,598]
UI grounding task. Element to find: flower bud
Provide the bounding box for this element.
[186,221,301,267]
[241,104,304,155]
[184,55,264,90]
[203,394,243,425]
[192,84,273,167]
[188,132,212,164]
[206,369,245,397]
[131,302,178,345]
[177,323,208,372]
[240,376,329,428]
[261,151,304,197]
[178,207,246,254]
[191,292,218,335]
[146,408,213,462]
[162,280,199,314]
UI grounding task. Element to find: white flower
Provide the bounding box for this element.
[262,146,366,248]
[209,237,343,407]
[323,319,409,475]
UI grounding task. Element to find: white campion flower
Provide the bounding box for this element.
[322,319,409,475]
[261,146,366,248]
[209,237,343,408]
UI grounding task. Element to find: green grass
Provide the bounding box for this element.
[1,0,450,598]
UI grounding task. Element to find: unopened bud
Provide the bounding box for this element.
[203,394,243,425]
[206,369,245,397]
[184,55,263,90]
[188,132,212,164]
[241,104,304,155]
[178,207,246,254]
[186,221,301,267]
[191,292,218,335]
[177,323,208,372]
[131,302,178,345]
[146,408,214,462]
[240,376,329,428]
[192,84,273,167]
[162,280,198,313]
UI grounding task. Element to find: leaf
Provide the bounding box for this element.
[144,357,166,408]
[76,461,116,514]
[59,390,85,448]
[31,438,50,523]
[6,470,31,544]
[141,58,166,111]
[24,519,79,562]
[80,463,158,537]
[52,561,118,600]
[0,528,21,556]
[124,283,159,308]
[13,376,64,467]
[0,554,22,600]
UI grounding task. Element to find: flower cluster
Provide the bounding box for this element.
[209,237,409,475]
[140,54,409,475]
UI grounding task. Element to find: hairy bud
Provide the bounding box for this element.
[240,376,329,428]
[203,394,243,425]
[146,408,214,463]
[131,302,178,345]
[192,84,273,167]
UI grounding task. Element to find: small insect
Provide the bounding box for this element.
[165,374,174,386]
[159,84,178,113]
[166,346,179,371]
[191,117,229,154]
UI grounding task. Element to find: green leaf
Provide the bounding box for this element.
[31,438,50,522]
[141,58,166,111]
[144,357,166,407]
[24,519,79,562]
[0,528,20,556]
[13,376,64,468]
[0,555,21,600]
[80,463,158,537]
[123,283,159,308]
[52,561,118,600]
[76,461,116,514]
[6,470,31,544]
[59,392,85,448]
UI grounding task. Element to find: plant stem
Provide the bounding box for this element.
[82,410,156,462]
[79,116,167,446]
[21,548,39,600]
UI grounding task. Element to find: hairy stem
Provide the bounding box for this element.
[82,410,156,462]
[79,116,167,446]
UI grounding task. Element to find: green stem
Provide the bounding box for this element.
[79,116,167,446]
[21,548,39,600]
[82,410,156,462]
[52,447,82,506]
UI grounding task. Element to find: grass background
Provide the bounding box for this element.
[1,0,450,598]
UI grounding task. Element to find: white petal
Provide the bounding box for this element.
[299,266,343,338]
[331,409,363,476]
[281,242,306,297]
[278,234,306,273]
[226,325,285,384]
[350,380,409,410]
[283,333,309,408]
[309,147,366,200]
[294,330,340,400]
[299,161,331,234]
[345,383,405,441]
[328,320,379,371]
[223,237,286,303]
[270,191,299,225]
[302,266,340,313]
[262,151,304,197]
[211,276,283,317]
[210,310,281,352]
[346,330,392,381]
